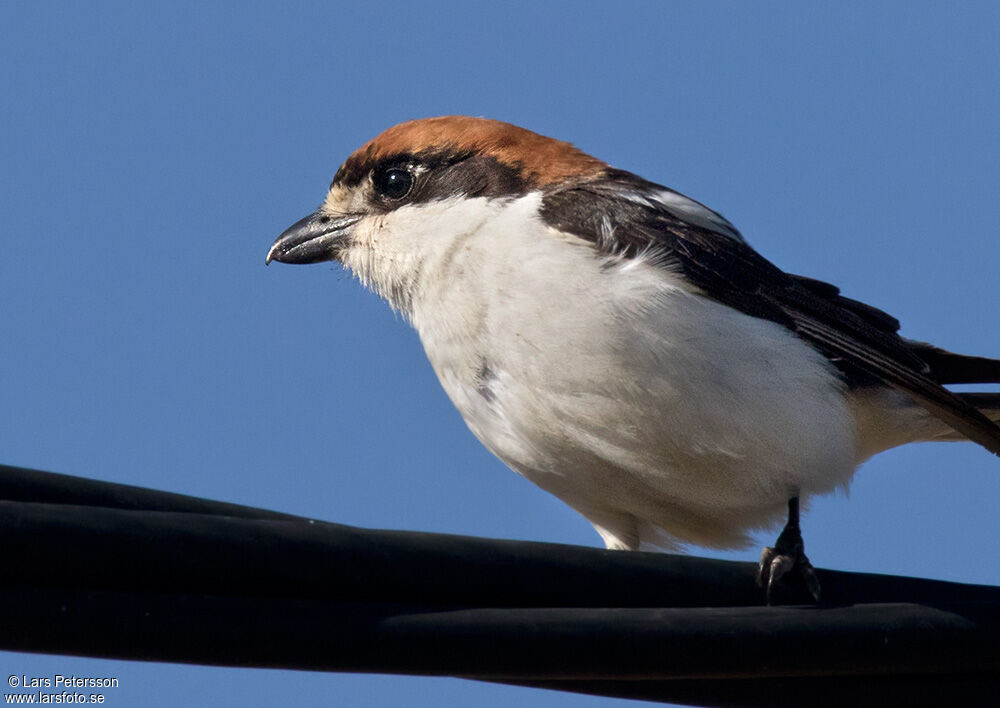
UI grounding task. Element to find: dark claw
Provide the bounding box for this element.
[756,497,821,605]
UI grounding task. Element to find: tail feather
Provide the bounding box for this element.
[908,342,1000,384]
[844,341,999,455]
[851,389,1000,457]
[931,393,1000,442]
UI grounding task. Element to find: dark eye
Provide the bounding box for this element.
[372,166,414,200]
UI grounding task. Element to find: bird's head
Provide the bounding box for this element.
[267,115,744,314]
[266,116,607,309]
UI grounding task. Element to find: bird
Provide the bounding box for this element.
[266,116,1000,602]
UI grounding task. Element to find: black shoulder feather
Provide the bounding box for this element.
[539,171,1000,455]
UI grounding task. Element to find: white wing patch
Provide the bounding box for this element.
[635,187,745,243]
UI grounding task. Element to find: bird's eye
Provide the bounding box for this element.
[372,166,414,200]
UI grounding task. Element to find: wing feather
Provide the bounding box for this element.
[540,171,1000,455]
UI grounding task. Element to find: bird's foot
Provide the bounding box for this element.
[756,521,821,605]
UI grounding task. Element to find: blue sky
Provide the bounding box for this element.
[2,1,999,706]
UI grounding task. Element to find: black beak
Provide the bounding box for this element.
[266,211,362,265]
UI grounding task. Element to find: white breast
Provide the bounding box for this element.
[349,193,858,551]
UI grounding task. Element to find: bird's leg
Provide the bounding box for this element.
[756,496,821,604]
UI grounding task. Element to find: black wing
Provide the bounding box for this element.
[540,170,1000,456]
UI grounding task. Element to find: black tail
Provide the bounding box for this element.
[926,393,1000,443]
[959,393,1000,412]
[909,343,1000,385]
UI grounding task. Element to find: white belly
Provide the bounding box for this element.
[406,200,857,551]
